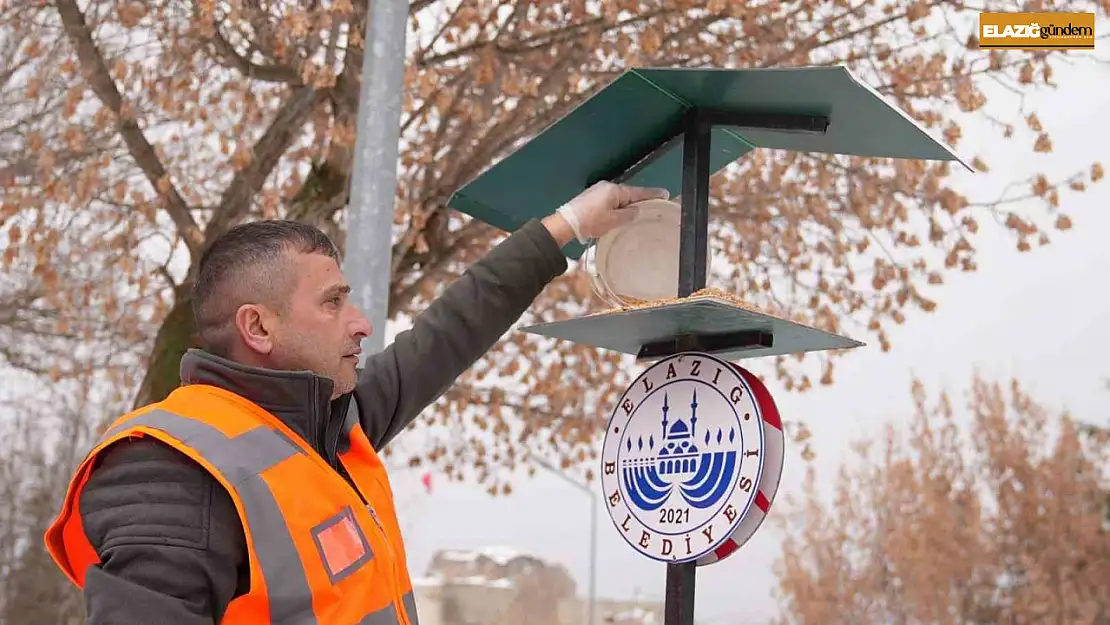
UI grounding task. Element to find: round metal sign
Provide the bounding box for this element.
[600,352,765,564]
[695,363,785,565]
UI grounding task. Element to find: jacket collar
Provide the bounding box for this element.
[178,348,336,452]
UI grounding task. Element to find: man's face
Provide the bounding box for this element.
[267,252,371,398]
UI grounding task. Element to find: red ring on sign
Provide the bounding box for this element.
[695,363,785,566]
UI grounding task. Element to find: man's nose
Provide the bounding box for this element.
[349,307,372,340]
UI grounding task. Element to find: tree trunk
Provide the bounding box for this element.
[132,284,197,409]
[130,159,352,411]
[287,160,350,254]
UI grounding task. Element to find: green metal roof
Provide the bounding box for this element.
[447,65,967,255]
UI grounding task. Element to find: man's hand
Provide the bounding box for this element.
[541,182,670,247]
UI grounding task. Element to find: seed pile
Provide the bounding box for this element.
[589,287,763,317]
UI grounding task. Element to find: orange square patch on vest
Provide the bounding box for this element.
[311,506,373,584]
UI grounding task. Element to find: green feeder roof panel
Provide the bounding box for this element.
[447,65,968,254]
[518,295,865,362]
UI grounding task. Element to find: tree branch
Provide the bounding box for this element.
[206,27,302,84]
[203,85,323,242]
[387,217,495,316]
[410,0,438,15]
[332,6,370,120]
[54,0,205,258]
[0,286,44,328]
[416,9,669,68]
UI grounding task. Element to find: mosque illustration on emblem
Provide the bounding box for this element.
[621,389,739,512]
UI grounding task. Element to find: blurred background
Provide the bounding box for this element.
[1,1,1107,624]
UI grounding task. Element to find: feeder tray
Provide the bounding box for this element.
[521,290,863,362]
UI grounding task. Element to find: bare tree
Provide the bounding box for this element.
[774,374,1110,624]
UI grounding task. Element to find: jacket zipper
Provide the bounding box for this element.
[363,501,411,625]
[309,379,410,625]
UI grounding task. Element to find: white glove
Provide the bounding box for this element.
[557,181,670,244]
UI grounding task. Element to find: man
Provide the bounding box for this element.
[44,181,667,624]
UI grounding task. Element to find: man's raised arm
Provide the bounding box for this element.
[353,182,668,449]
[353,214,569,449]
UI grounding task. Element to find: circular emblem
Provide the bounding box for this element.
[600,352,765,563]
[695,363,785,566]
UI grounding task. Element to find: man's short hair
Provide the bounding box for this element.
[191,220,340,356]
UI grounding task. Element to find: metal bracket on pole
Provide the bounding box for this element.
[590,110,829,188]
[636,330,774,361]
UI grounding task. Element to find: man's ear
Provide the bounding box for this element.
[234,304,275,355]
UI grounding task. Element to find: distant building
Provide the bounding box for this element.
[411,546,663,625]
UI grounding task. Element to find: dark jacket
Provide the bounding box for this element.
[75,219,568,624]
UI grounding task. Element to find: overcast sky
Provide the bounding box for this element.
[375,52,1110,625]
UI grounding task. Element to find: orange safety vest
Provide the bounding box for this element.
[44,383,420,625]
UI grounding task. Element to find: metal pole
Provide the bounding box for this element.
[533,458,598,625]
[664,108,712,625]
[345,0,408,358]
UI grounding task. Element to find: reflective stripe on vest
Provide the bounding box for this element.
[403,592,419,625]
[356,594,415,625]
[102,409,417,625]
